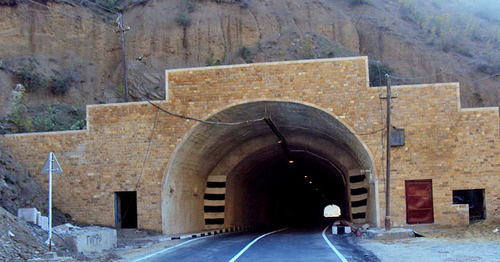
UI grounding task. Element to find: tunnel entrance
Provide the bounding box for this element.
[225,150,349,228]
[163,101,377,235]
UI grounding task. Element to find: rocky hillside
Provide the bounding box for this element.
[0,145,71,224]
[0,144,74,260]
[0,0,498,133]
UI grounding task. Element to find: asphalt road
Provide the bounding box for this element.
[133,226,379,262]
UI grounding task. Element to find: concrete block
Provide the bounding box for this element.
[365,228,415,240]
[38,216,49,231]
[17,208,38,223]
[53,226,117,253]
[332,226,351,235]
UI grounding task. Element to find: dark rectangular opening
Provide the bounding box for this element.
[351,199,368,208]
[115,191,138,229]
[204,206,225,213]
[351,187,368,195]
[205,218,224,225]
[207,182,226,188]
[352,212,366,219]
[204,194,226,200]
[349,175,365,183]
[453,189,486,222]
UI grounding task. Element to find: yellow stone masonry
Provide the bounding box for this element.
[1,57,498,232]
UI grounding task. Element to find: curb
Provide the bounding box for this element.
[161,225,257,241]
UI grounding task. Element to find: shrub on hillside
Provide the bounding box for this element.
[369,61,393,87]
[238,46,252,63]
[300,35,316,59]
[8,84,33,133]
[14,62,48,92]
[49,75,70,95]
[0,0,17,6]
[176,13,192,27]
[185,0,196,12]
[205,52,222,66]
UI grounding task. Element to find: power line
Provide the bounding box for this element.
[135,100,161,189]
[472,72,500,83]
[146,100,266,126]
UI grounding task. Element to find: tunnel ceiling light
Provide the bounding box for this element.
[289,160,294,164]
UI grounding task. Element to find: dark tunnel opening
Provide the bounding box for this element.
[225,151,349,229]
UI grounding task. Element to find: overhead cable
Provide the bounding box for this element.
[146,100,266,125]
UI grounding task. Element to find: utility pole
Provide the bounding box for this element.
[385,75,392,230]
[117,12,129,102]
[380,74,396,231]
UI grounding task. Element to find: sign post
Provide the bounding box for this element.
[41,152,62,251]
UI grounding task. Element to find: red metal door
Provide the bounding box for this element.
[405,179,434,224]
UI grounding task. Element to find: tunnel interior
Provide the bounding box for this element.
[226,151,348,228]
[163,101,376,235]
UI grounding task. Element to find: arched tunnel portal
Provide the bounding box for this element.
[162,101,377,235]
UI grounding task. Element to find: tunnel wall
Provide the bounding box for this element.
[0,57,498,233]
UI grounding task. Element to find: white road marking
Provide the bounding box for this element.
[322,225,348,262]
[228,228,288,262]
[131,237,204,262]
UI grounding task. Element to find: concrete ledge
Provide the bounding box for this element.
[365,228,415,240]
[163,225,257,241]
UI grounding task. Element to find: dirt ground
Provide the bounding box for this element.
[359,219,500,262]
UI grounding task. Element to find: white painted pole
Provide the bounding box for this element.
[47,152,53,251]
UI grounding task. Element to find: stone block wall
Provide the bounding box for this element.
[0,57,498,233]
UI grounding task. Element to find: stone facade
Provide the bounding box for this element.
[1,57,498,233]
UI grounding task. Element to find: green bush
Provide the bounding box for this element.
[33,105,58,132]
[369,61,393,87]
[70,119,86,130]
[14,62,48,92]
[115,84,124,101]
[176,13,192,27]
[0,0,17,6]
[49,75,70,95]
[8,84,33,133]
[239,0,249,8]
[398,0,425,26]
[238,46,252,63]
[185,0,196,12]
[205,52,222,66]
[300,35,316,59]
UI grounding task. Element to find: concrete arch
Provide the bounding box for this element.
[162,100,378,235]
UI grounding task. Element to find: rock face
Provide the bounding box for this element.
[0,0,498,111]
[0,2,122,110]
